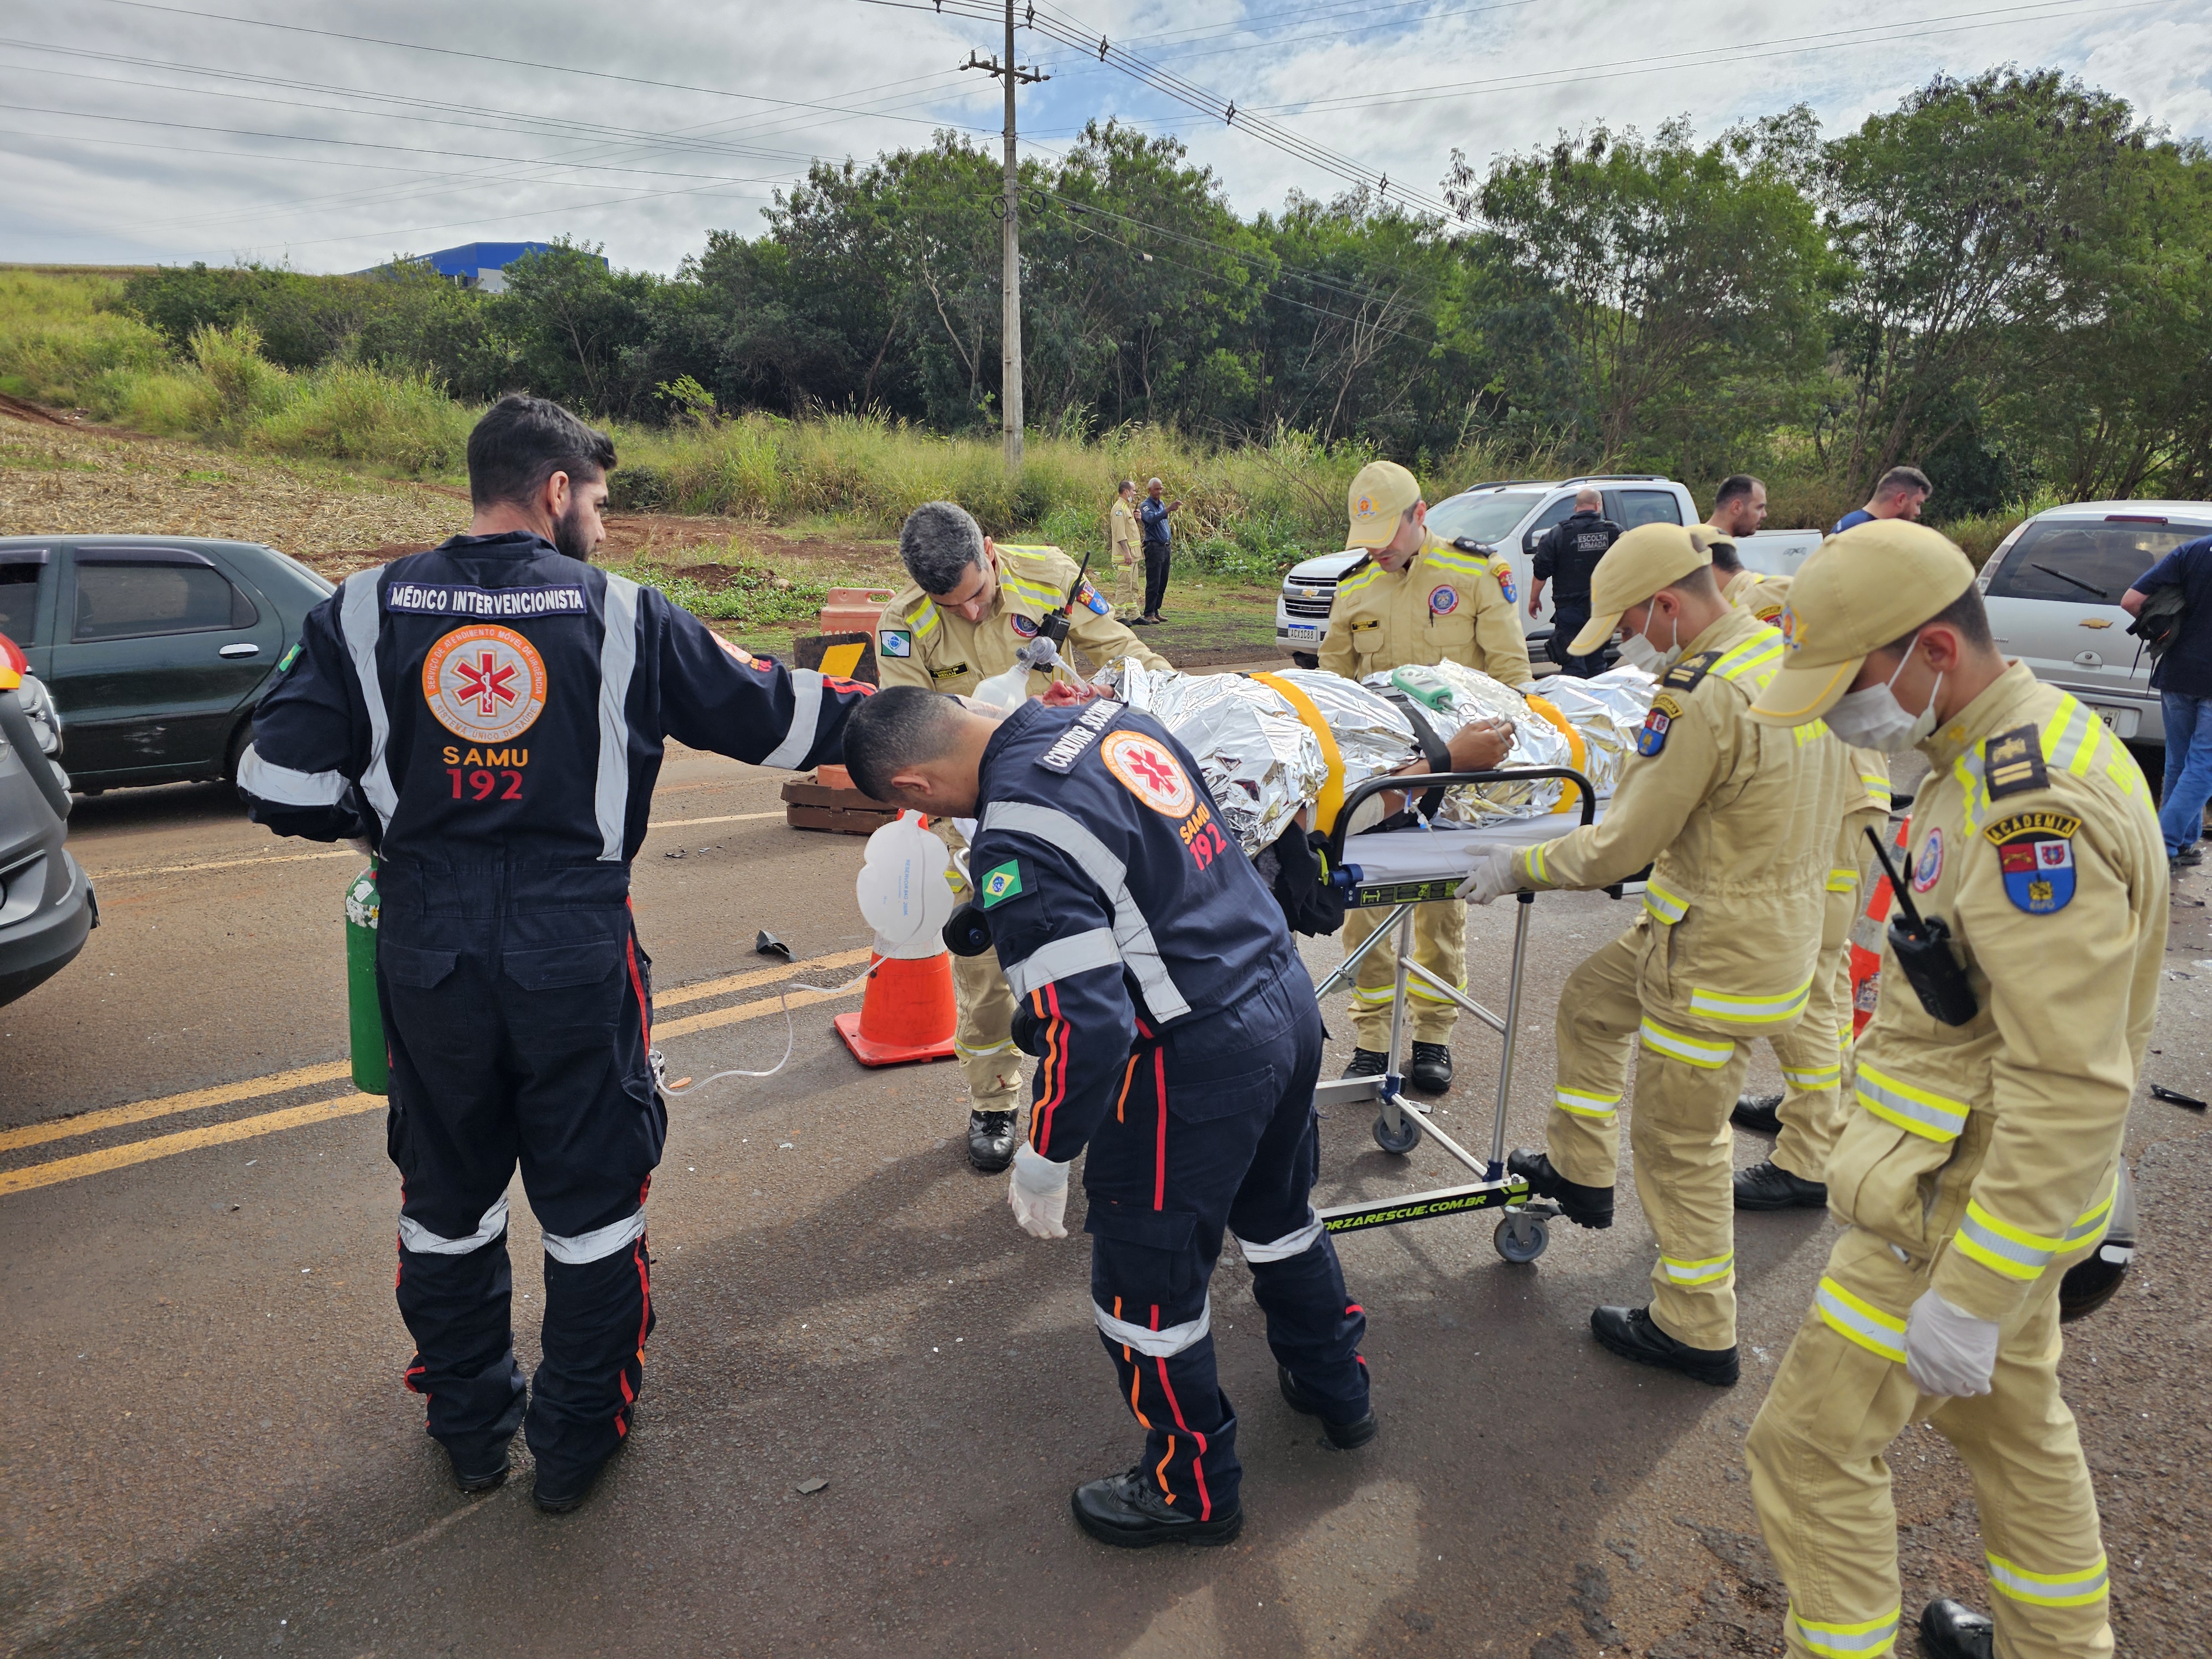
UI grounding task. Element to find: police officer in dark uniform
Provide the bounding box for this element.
[842,684,1373,1547]
[238,395,868,1512]
[1530,488,1623,677]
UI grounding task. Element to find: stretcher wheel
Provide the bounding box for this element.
[1371,1109,1422,1156]
[1494,1213,1549,1264]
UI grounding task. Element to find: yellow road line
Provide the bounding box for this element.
[85,811,792,883]
[2,979,872,1195]
[0,1094,384,1197]
[0,1059,354,1154]
[655,947,874,1010]
[3,948,872,1156]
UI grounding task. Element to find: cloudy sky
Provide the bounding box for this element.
[5,0,2207,274]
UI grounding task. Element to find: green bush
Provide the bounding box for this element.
[608,556,829,625]
[0,269,174,411]
[249,361,473,473]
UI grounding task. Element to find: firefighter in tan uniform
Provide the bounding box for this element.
[1318,460,1533,1095]
[1461,523,1851,1385]
[875,500,1171,1171]
[1741,523,2163,1659]
[1108,481,1144,617]
[1693,523,1897,1209]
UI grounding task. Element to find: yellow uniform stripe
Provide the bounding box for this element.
[1855,1064,1970,1141]
[1986,1551,2109,1608]
[1814,1276,1906,1364]
[1639,1018,1735,1068]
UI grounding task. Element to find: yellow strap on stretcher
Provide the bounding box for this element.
[1524,695,1587,814]
[1251,671,1348,834]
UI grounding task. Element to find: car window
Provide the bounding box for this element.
[0,564,39,646]
[1425,491,1545,547]
[1984,520,2205,603]
[1524,495,1579,542]
[73,561,259,641]
[1616,489,1683,528]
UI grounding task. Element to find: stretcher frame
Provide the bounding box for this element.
[1308,768,1597,1264]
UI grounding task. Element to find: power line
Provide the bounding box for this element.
[1249,0,2158,114]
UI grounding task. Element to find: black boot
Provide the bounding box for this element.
[967,1109,1018,1173]
[1589,1305,1739,1387]
[1730,1093,1784,1135]
[1341,1048,1389,1081]
[1734,1158,1828,1211]
[1406,1042,1453,1094]
[1071,1464,1243,1548]
[1507,1147,1613,1228]
[447,1440,510,1495]
[533,1444,620,1514]
[1278,1364,1378,1449]
[1917,1598,1995,1659]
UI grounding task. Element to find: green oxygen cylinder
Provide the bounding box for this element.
[346,859,389,1094]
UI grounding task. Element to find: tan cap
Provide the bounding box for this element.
[1749,520,1977,724]
[1567,522,1713,656]
[1345,460,1421,549]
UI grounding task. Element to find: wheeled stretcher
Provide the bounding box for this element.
[1308,767,1621,1265]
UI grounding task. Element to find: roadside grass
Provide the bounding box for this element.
[0,265,2048,622]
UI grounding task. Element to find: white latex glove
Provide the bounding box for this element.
[1456,845,1519,906]
[1008,1144,1071,1239]
[346,837,375,859]
[1904,1290,1999,1397]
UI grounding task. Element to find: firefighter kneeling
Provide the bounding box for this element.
[1741,522,2166,1659]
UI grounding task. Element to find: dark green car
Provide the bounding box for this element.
[0,536,336,794]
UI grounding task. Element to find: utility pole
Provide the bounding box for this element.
[961,7,1047,472]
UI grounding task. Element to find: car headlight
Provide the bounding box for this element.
[15,675,61,757]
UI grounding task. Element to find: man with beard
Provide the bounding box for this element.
[238,394,870,1512]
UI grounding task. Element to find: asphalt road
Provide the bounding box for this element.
[4,745,2209,1658]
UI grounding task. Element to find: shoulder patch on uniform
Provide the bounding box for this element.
[1637,693,1682,756]
[878,628,911,658]
[1490,559,1516,604]
[1036,697,1121,774]
[1661,650,1724,691]
[276,643,301,673]
[1983,810,2081,846]
[930,661,970,682]
[1990,816,2077,914]
[978,858,1028,909]
[1099,728,1197,816]
[1983,724,2049,800]
[1077,578,1110,615]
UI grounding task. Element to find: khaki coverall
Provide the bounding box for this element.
[1109,498,1143,616]
[1506,608,1850,1350]
[1721,564,1894,1182]
[875,545,1170,1114]
[1319,531,1535,1049]
[1747,664,2165,1659]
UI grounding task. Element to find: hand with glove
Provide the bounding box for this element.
[1457,845,1520,906]
[1904,1290,1999,1397]
[1007,1144,1071,1239]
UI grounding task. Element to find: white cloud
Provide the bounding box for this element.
[1,0,2202,272]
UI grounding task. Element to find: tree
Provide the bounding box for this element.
[1818,68,2152,494]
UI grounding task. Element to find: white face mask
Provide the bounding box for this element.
[1824,634,1944,753]
[1615,604,1681,675]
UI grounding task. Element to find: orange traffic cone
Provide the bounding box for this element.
[834,951,960,1067]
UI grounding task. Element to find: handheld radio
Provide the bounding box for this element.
[1863,826,1979,1026]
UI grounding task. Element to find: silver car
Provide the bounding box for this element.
[1974,500,2212,749]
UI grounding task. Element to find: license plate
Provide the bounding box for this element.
[2088,704,2140,738]
[1288,623,1319,639]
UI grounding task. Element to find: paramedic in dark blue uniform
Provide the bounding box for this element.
[238,395,868,1512]
[843,684,1374,1548]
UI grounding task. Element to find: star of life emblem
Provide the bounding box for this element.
[422,624,547,743]
[1099,729,1196,816]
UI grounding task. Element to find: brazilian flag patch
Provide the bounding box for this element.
[979,859,1025,908]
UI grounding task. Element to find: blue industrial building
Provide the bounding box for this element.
[359,242,606,292]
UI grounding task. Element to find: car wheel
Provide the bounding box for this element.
[1291,651,1319,670]
[226,719,255,782]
